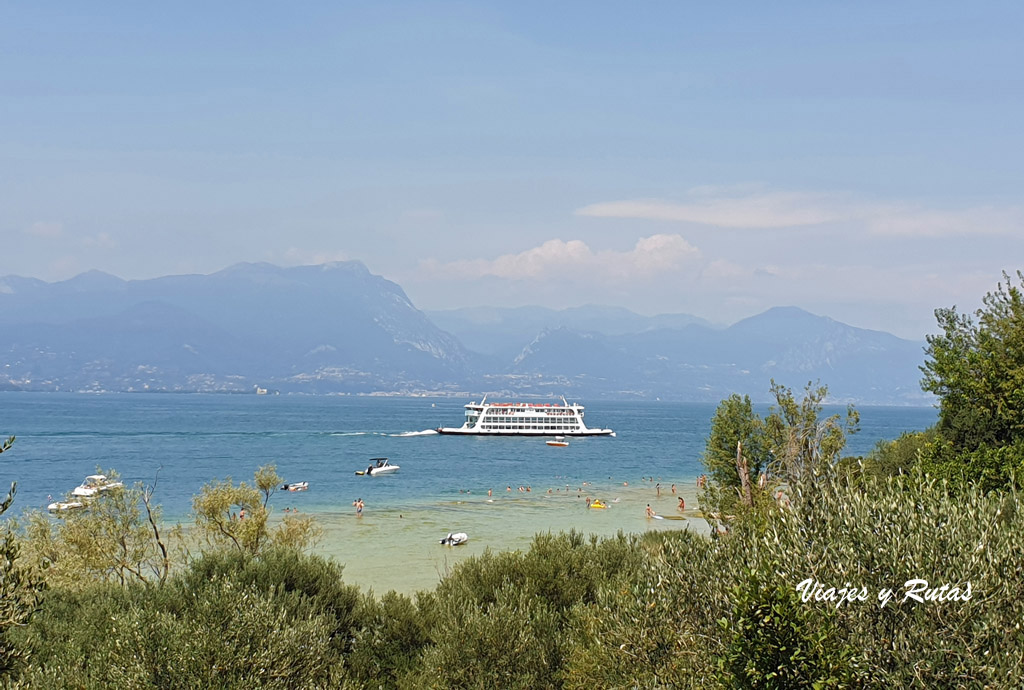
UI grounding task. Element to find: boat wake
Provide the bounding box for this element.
[391,429,440,437]
[330,432,369,437]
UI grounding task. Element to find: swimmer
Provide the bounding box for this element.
[645,504,655,519]
[678,497,685,511]
[488,488,493,497]
[671,484,676,495]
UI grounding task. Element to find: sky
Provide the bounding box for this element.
[3,1,1023,339]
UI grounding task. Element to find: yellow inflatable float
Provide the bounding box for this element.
[590,500,607,509]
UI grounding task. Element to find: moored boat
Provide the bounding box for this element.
[437,396,614,437]
[48,500,86,512]
[71,474,124,498]
[281,481,309,492]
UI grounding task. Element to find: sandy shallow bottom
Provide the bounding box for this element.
[297,481,709,595]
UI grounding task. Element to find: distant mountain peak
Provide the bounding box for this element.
[57,269,126,292]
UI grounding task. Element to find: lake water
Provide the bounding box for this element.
[0,393,937,593]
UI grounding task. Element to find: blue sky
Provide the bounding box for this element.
[3,1,1022,338]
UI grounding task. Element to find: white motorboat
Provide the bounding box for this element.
[281,481,309,492]
[440,532,469,546]
[437,395,614,437]
[71,474,124,498]
[356,457,400,476]
[48,500,86,512]
[546,436,569,447]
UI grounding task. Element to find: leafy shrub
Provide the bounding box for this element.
[14,548,360,688]
[410,530,643,688]
[718,575,856,688]
[566,472,1024,688]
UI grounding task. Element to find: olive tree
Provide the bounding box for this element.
[192,464,320,556]
[20,470,178,590]
[0,436,46,679]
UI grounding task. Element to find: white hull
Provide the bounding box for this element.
[71,475,124,497]
[437,396,614,437]
[368,466,399,475]
[48,501,85,512]
[438,428,613,437]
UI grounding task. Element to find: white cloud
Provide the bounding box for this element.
[420,234,701,282]
[576,187,1022,236]
[24,221,64,238]
[865,205,1023,237]
[577,190,844,228]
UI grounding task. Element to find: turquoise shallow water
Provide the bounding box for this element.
[0,393,937,593]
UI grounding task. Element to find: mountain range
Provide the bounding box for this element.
[0,261,932,404]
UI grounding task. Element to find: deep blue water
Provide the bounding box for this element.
[0,393,937,521]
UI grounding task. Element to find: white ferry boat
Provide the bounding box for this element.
[436,396,615,437]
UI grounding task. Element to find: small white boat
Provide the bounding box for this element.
[71,474,124,498]
[440,532,469,546]
[546,436,569,447]
[48,500,86,512]
[356,457,400,476]
[281,481,309,492]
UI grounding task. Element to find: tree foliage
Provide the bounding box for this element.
[14,548,360,689]
[921,270,1024,487]
[0,436,46,681]
[700,380,859,520]
[19,471,178,591]
[192,464,320,556]
[565,471,1024,688]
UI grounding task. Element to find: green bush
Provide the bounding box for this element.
[14,548,361,689]
[718,574,857,688]
[409,530,643,689]
[10,474,1023,688]
[566,472,1024,688]
[344,591,428,689]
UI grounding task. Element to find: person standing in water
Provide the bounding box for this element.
[353,498,364,517]
[646,504,655,518]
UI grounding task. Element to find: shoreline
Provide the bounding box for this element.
[275,479,708,595]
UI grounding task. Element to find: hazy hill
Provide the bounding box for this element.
[0,264,931,403]
[503,307,928,404]
[0,262,470,393]
[427,305,713,361]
